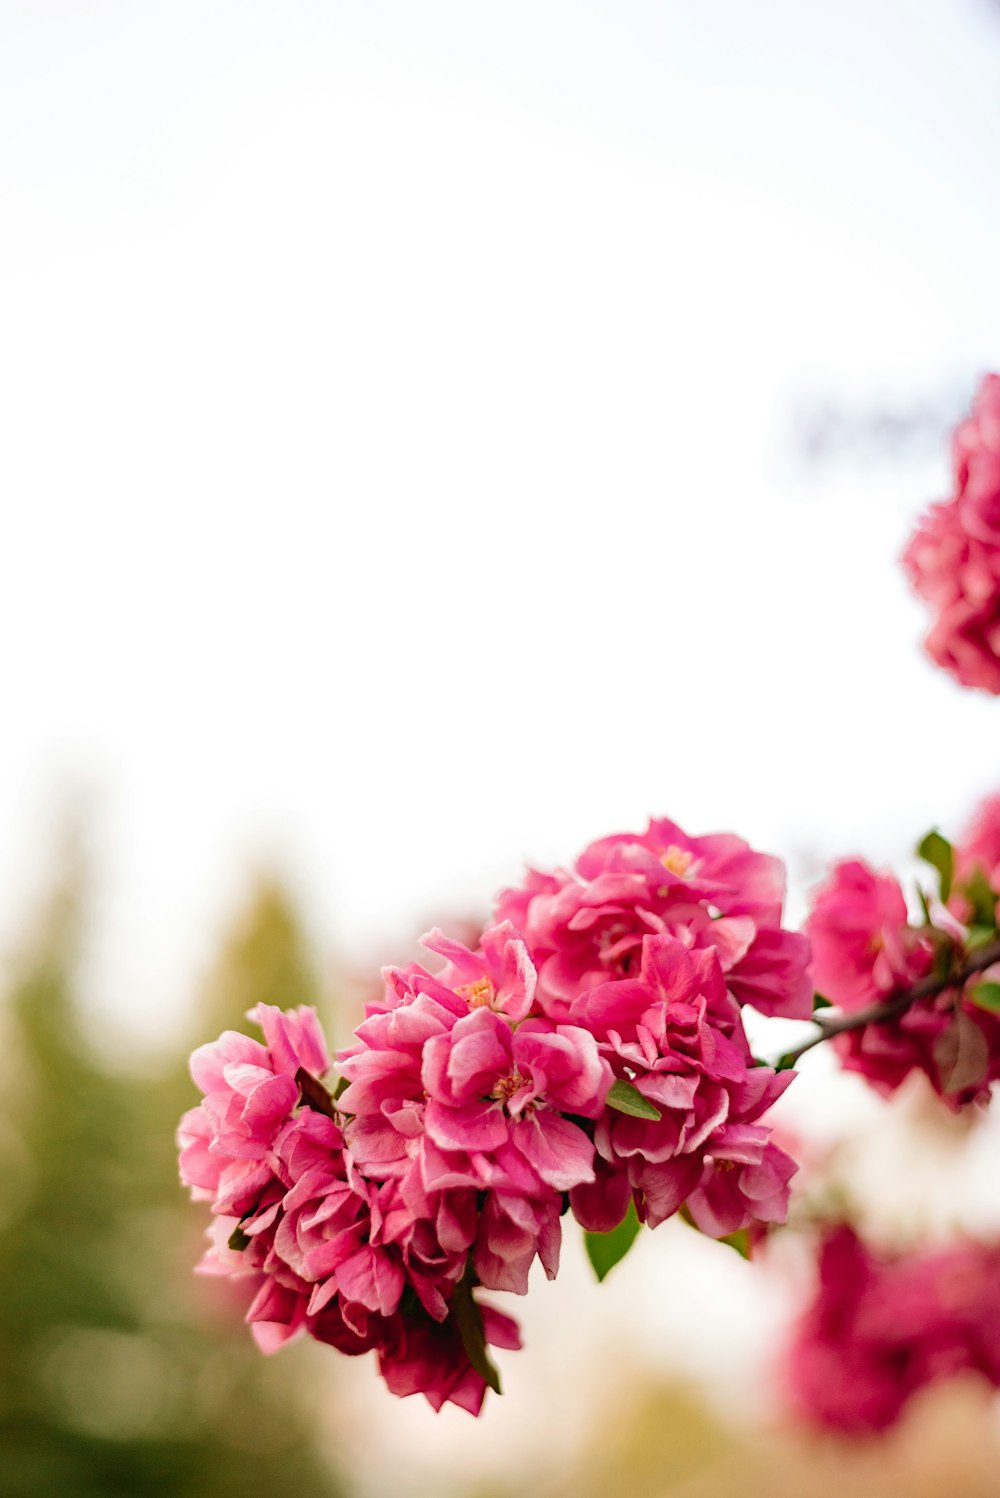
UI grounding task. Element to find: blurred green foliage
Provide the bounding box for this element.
[0,853,343,1498]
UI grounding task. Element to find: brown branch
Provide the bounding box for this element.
[295,1066,339,1119]
[780,936,1000,1067]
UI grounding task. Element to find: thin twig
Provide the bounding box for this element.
[780,936,1000,1067]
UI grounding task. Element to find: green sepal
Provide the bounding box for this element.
[966,924,997,952]
[606,1078,661,1121]
[717,1227,751,1260]
[917,830,954,903]
[812,993,832,1012]
[228,1225,251,1252]
[969,981,1000,1014]
[584,1198,641,1282]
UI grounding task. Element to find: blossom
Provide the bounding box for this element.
[495,817,811,1022]
[178,878,803,1409]
[786,1226,1000,1433]
[373,1294,522,1416]
[419,1009,612,1191]
[952,790,1000,914]
[338,923,614,1293]
[805,859,933,1012]
[178,1003,332,1217]
[805,858,1000,1106]
[185,1061,521,1410]
[902,373,1000,693]
[568,935,796,1235]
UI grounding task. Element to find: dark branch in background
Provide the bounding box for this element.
[780,937,1000,1068]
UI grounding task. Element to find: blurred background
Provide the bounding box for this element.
[4,1,1000,1493]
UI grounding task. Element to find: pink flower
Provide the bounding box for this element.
[903,374,1000,693]
[786,1226,1000,1433]
[178,1003,333,1217]
[419,1009,612,1193]
[834,990,1000,1107]
[569,936,796,1234]
[952,791,1000,913]
[420,920,537,1022]
[495,817,811,1022]
[805,858,1000,1106]
[338,922,618,1295]
[473,1191,562,1295]
[308,1265,524,1416]
[805,859,933,1012]
[375,1295,522,1416]
[271,1115,405,1324]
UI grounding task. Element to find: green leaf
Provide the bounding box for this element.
[963,867,998,930]
[915,884,933,926]
[605,1078,661,1121]
[228,1225,251,1252]
[775,1052,797,1073]
[812,993,832,1012]
[717,1227,750,1259]
[332,1074,350,1100]
[966,924,997,952]
[969,982,1000,1014]
[584,1198,641,1282]
[917,830,954,903]
[451,1266,502,1396]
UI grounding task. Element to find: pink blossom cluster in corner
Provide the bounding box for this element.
[903,373,1000,693]
[786,1225,1000,1433]
[805,827,1000,1107]
[179,816,808,1412]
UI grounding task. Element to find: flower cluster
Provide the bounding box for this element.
[178,1002,520,1413]
[495,816,812,1022]
[179,817,806,1411]
[804,793,1000,1108]
[903,373,1000,693]
[786,1225,1000,1433]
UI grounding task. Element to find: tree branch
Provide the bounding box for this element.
[780,936,1000,1067]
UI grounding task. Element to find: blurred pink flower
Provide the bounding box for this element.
[805,859,932,1012]
[952,790,1000,913]
[903,374,1000,693]
[805,858,1000,1106]
[786,1225,1000,1433]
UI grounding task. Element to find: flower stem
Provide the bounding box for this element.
[780,936,1000,1067]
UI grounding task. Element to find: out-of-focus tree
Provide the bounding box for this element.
[0,847,343,1498]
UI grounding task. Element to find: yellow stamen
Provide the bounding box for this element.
[491,1070,529,1105]
[661,845,693,877]
[457,976,495,1009]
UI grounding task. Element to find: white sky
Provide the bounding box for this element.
[3,0,1000,1045]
